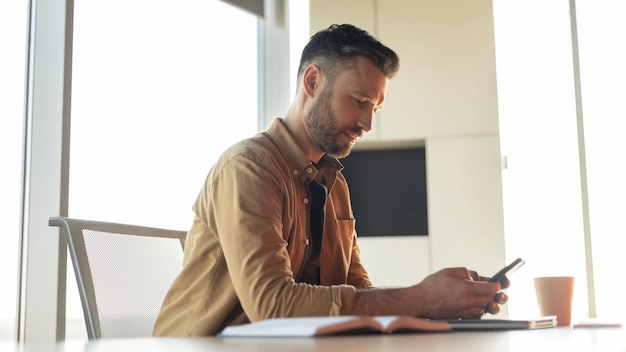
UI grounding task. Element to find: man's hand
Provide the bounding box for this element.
[412,267,508,319]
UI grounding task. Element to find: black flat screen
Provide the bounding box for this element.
[340,147,428,237]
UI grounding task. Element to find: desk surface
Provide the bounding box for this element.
[3,327,625,352]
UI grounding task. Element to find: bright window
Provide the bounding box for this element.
[575,0,626,320]
[67,0,259,338]
[494,0,588,320]
[494,0,626,321]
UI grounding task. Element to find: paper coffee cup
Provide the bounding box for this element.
[534,276,575,326]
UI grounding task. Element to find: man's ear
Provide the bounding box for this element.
[302,64,323,98]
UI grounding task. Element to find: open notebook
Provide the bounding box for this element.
[219,315,557,337]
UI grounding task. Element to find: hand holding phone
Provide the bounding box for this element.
[488,258,525,283]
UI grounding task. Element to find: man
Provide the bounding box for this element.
[153,24,508,337]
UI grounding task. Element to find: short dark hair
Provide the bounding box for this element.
[296,24,400,88]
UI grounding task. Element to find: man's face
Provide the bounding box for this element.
[304,57,388,158]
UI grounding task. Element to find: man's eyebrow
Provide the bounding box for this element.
[355,93,376,103]
[353,92,371,101]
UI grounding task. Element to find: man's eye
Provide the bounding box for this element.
[353,97,381,112]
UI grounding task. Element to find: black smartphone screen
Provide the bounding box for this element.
[488,258,525,282]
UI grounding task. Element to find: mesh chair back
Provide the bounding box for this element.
[49,216,185,339]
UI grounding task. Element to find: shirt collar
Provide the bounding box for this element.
[265,118,343,180]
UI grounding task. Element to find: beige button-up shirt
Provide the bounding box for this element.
[153,118,372,336]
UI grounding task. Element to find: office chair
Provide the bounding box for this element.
[49,216,186,339]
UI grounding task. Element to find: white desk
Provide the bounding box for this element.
[3,327,625,352]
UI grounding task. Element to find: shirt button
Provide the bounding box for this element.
[303,198,309,204]
[306,167,313,174]
[293,169,299,175]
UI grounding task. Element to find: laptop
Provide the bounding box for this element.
[439,316,558,330]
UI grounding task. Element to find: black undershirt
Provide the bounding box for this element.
[298,165,327,285]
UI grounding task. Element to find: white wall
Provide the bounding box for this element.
[309,0,507,305]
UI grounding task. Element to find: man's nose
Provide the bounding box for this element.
[356,111,373,133]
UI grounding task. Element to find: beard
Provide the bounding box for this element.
[304,86,362,159]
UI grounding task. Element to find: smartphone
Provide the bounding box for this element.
[488,258,525,282]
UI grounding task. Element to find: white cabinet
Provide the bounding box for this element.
[358,236,430,287]
[377,0,500,140]
[426,136,505,272]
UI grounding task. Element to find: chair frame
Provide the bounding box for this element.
[49,216,186,339]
